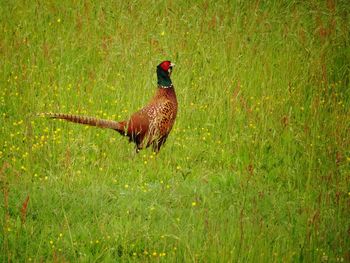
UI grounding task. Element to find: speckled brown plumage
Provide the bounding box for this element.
[124,83,177,152]
[44,61,177,153]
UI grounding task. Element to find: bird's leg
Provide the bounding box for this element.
[130,146,140,159]
[153,136,168,153]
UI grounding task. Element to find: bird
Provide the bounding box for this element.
[44,60,177,153]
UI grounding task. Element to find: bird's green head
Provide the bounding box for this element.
[157,60,175,87]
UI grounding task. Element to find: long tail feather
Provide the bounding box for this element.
[41,113,125,132]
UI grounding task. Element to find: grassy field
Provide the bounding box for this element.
[1,0,349,262]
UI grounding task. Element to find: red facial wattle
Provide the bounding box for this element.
[160,61,172,71]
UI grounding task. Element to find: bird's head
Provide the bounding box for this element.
[157,60,175,87]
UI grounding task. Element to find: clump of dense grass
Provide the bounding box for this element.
[1,0,349,262]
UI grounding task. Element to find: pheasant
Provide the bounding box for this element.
[44,61,177,153]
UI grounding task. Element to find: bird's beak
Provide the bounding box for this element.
[168,63,175,76]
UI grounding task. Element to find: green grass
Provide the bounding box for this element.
[1,0,349,262]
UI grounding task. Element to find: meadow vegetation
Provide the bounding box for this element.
[1,0,349,261]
